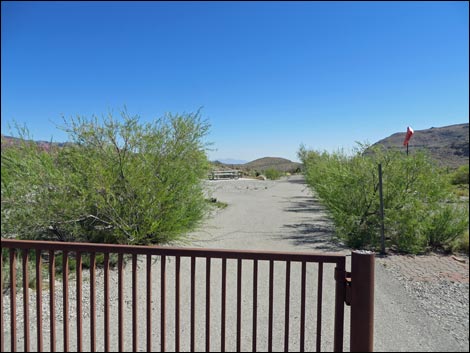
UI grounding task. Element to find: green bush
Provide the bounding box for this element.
[298,143,469,253]
[53,253,76,274]
[426,205,469,248]
[451,229,469,254]
[264,168,283,180]
[450,165,469,185]
[1,109,211,245]
[80,253,119,268]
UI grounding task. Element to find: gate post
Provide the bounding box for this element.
[350,251,375,352]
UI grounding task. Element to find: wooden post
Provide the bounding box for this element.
[378,164,385,255]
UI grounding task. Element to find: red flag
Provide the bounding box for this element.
[403,126,414,146]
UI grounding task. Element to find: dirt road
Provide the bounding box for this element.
[184,176,344,253]
[180,175,467,352]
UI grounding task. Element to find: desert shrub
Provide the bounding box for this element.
[425,205,469,248]
[264,168,283,180]
[1,109,211,245]
[53,253,76,274]
[298,143,468,253]
[450,165,469,185]
[451,229,469,254]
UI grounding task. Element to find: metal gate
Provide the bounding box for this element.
[1,239,374,352]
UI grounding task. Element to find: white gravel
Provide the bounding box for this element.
[377,262,469,351]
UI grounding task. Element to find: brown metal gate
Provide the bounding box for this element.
[1,239,374,352]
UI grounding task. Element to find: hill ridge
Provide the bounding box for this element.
[372,123,469,168]
[214,156,302,173]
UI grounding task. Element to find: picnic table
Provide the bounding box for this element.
[208,170,241,180]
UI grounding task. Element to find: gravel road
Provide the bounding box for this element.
[2,175,468,351]
[183,175,469,352]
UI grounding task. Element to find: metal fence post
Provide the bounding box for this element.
[350,251,375,352]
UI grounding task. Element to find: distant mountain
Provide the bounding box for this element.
[243,157,302,172]
[1,135,69,149]
[371,123,469,168]
[213,156,302,173]
[215,158,248,165]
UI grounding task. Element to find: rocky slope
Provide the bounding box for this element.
[372,123,469,168]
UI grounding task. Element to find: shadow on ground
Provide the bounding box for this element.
[286,176,307,185]
[284,196,325,213]
[282,223,346,252]
[282,196,347,252]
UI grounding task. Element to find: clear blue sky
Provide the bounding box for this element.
[2,1,468,162]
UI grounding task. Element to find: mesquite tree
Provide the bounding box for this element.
[298,143,468,253]
[1,110,211,245]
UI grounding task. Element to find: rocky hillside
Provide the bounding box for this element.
[372,123,469,168]
[1,135,69,150]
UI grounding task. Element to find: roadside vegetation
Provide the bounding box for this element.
[449,164,469,198]
[448,165,469,253]
[263,168,284,180]
[298,143,469,254]
[1,109,211,245]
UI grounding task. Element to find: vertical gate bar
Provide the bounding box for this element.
[221,257,226,353]
[36,249,43,352]
[333,257,346,352]
[205,257,211,352]
[132,254,138,352]
[252,259,258,352]
[104,253,110,352]
[90,253,96,353]
[1,250,3,353]
[284,261,291,353]
[175,256,180,352]
[161,255,166,352]
[190,256,196,352]
[10,249,17,353]
[49,250,56,352]
[117,253,124,352]
[236,258,242,352]
[350,251,375,352]
[22,250,30,352]
[63,251,69,352]
[146,255,152,352]
[300,261,306,352]
[268,260,274,352]
[316,262,324,352]
[76,252,83,352]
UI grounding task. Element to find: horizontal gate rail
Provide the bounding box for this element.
[1,239,350,352]
[1,239,344,262]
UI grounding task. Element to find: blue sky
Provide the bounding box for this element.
[1,1,468,162]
